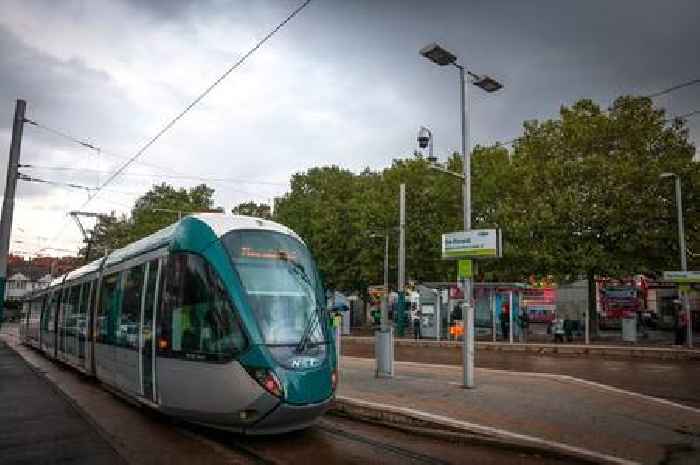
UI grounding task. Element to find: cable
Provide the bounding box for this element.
[25,118,211,178]
[646,79,700,98]
[21,165,287,187]
[18,174,93,192]
[80,0,312,209]
[667,109,700,122]
[23,118,100,151]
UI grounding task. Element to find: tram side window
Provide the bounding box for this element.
[40,295,48,331]
[77,282,90,341]
[68,285,80,335]
[48,292,58,333]
[31,298,40,322]
[120,264,145,350]
[97,274,120,345]
[158,253,247,360]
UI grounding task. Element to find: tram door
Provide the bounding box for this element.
[140,258,161,403]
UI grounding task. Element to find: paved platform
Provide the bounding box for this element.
[337,356,700,465]
[343,335,700,360]
[0,340,126,465]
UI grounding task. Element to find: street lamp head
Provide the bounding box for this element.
[473,75,503,93]
[420,43,457,66]
[660,172,677,179]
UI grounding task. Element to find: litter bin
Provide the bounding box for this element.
[622,313,637,343]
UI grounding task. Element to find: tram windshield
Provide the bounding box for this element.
[223,230,326,347]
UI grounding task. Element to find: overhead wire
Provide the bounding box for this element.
[20,164,287,187]
[22,0,312,256]
[646,78,700,98]
[25,118,284,185]
[77,0,312,209]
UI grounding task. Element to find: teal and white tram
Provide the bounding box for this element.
[20,214,337,434]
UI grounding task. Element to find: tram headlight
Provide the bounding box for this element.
[246,367,284,398]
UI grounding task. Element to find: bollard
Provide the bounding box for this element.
[463,303,474,388]
[375,326,394,378]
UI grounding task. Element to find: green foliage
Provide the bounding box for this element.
[82,97,699,299]
[490,96,699,281]
[232,201,271,219]
[83,183,220,261]
[276,96,699,294]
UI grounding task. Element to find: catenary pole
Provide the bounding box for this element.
[674,176,692,348]
[0,100,26,326]
[398,183,406,332]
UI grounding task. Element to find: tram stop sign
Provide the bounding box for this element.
[663,271,700,283]
[442,229,502,259]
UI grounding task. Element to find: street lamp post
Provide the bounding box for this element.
[421,42,503,388]
[660,172,692,348]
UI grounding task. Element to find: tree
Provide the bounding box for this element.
[486,97,699,324]
[232,201,271,219]
[83,183,220,261]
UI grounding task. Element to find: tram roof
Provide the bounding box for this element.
[51,213,302,286]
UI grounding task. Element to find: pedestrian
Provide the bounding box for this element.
[675,300,688,346]
[519,309,529,343]
[500,302,509,341]
[564,318,574,342]
[371,307,381,329]
[413,310,422,340]
[552,317,565,343]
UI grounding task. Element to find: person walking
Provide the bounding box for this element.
[518,308,529,343]
[413,310,422,340]
[500,302,510,341]
[552,316,565,343]
[675,300,688,346]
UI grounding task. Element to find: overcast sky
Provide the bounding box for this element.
[1,0,699,257]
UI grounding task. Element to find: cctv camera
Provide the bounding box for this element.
[417,127,431,149]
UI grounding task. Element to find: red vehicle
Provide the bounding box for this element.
[599,284,640,329]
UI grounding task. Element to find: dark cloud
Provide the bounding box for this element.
[117,0,207,20]
[1,0,699,254]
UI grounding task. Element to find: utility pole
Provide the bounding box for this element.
[0,100,26,326]
[382,234,389,327]
[673,175,691,348]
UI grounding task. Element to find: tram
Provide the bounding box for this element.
[19,213,337,434]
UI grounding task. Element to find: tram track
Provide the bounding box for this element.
[181,413,572,465]
[315,419,453,465]
[181,416,454,465]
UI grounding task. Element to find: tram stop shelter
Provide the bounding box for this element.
[417,282,526,342]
